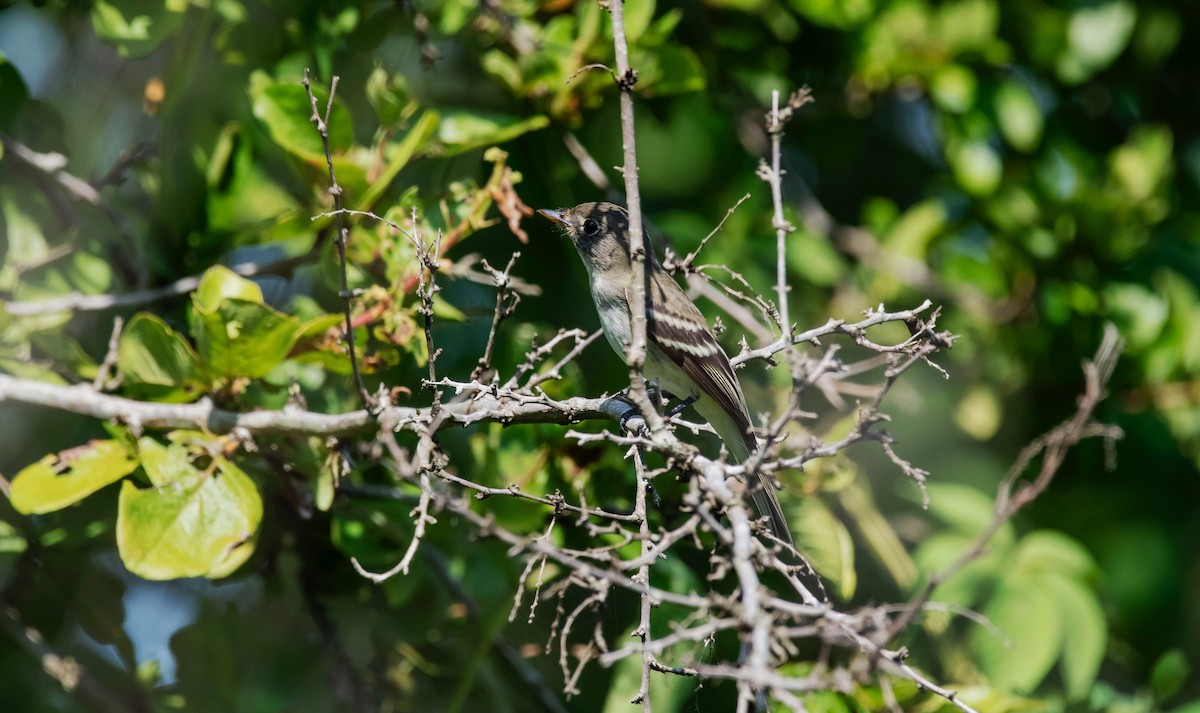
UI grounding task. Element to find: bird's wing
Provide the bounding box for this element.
[640,270,753,446]
[638,269,795,547]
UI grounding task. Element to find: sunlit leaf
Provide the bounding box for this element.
[955,385,1002,440]
[206,123,300,233]
[189,267,301,379]
[995,80,1043,152]
[10,440,138,514]
[192,265,265,310]
[248,71,354,162]
[117,457,262,580]
[972,575,1063,693]
[791,497,856,598]
[118,313,205,402]
[788,0,874,28]
[1041,573,1106,700]
[91,0,186,58]
[1060,1,1136,83]
[436,111,549,157]
[930,64,977,113]
[1109,125,1173,203]
[643,45,706,96]
[1012,530,1096,578]
[951,141,1003,197]
[191,299,301,379]
[925,483,998,534]
[366,66,417,128]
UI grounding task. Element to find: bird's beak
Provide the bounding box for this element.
[537,208,567,226]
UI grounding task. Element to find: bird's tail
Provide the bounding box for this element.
[703,403,794,547]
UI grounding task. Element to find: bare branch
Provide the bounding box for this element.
[303,70,370,407]
[761,87,814,339]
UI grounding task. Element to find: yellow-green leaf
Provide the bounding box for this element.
[10,440,138,514]
[972,575,1063,693]
[192,265,264,312]
[117,458,262,580]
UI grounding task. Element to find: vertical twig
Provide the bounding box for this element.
[92,316,124,391]
[761,87,814,338]
[631,446,653,712]
[303,70,371,408]
[768,91,791,337]
[410,211,445,411]
[472,253,522,382]
[605,0,661,436]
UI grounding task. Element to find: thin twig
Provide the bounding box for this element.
[604,0,660,439]
[92,316,124,391]
[760,87,814,339]
[303,70,370,408]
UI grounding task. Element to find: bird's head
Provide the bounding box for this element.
[537,202,633,276]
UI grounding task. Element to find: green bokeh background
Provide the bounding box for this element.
[0,0,1197,711]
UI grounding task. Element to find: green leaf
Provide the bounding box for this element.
[1041,573,1106,700]
[118,313,205,401]
[1151,650,1191,704]
[436,111,549,157]
[1105,282,1168,350]
[925,483,997,534]
[117,458,262,580]
[995,80,1043,152]
[644,45,706,96]
[91,0,186,58]
[249,71,353,163]
[331,498,418,572]
[883,198,947,259]
[788,0,874,28]
[431,294,467,322]
[791,497,856,598]
[206,123,301,233]
[188,267,301,379]
[10,440,138,514]
[972,575,1063,693]
[190,299,301,379]
[930,64,977,113]
[934,0,999,54]
[951,141,1003,197]
[1012,530,1096,578]
[621,0,657,45]
[787,227,847,287]
[1109,125,1173,203]
[137,437,197,487]
[1060,1,1136,83]
[193,265,264,311]
[365,66,417,128]
[0,519,27,554]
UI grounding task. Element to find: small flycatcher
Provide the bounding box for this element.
[539,202,792,545]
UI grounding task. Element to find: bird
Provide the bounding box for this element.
[538,201,792,545]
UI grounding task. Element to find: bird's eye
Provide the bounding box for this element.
[582,219,600,236]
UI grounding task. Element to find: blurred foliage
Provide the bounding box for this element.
[0,0,1198,711]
